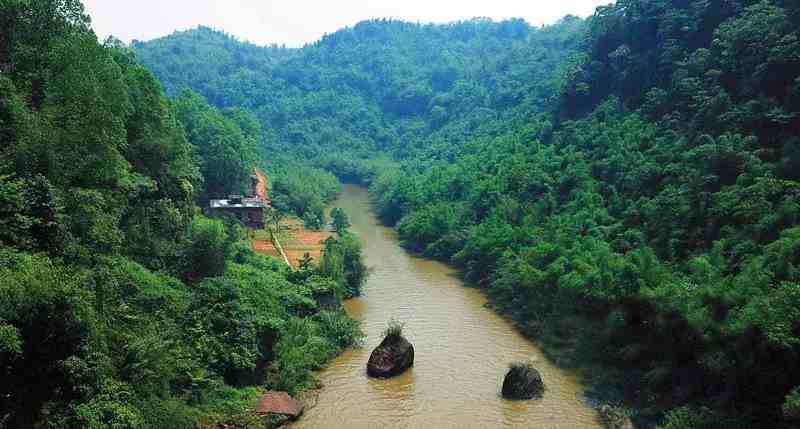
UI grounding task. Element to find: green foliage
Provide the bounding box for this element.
[0,254,96,426]
[298,252,315,271]
[183,216,230,282]
[174,90,256,200]
[783,387,800,421]
[189,277,276,385]
[269,159,339,219]
[319,233,368,297]
[0,172,61,252]
[657,406,735,429]
[397,201,464,257]
[344,2,800,424]
[134,17,587,183]
[597,404,632,429]
[383,319,405,340]
[330,207,351,232]
[302,209,324,230]
[0,323,21,355]
[266,314,361,395]
[314,310,364,350]
[131,26,296,100]
[0,3,362,427]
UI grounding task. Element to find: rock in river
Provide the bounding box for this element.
[501,363,544,400]
[256,391,304,419]
[367,334,414,378]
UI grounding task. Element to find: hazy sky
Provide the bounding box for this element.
[83,0,612,47]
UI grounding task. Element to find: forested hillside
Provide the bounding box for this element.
[380,2,800,426]
[0,1,363,428]
[135,18,586,176]
[135,2,800,426]
[373,2,800,426]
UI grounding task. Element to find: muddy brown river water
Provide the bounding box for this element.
[291,185,601,429]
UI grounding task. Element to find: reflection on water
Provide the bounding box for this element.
[291,185,600,429]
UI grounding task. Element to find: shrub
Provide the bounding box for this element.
[783,387,800,421]
[658,406,733,429]
[597,404,632,429]
[330,207,351,232]
[303,211,324,230]
[383,319,405,340]
[267,318,334,394]
[315,311,363,349]
[319,234,368,297]
[183,216,229,281]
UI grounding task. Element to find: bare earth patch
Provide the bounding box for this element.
[252,219,333,267]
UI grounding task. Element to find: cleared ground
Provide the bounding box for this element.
[252,219,333,268]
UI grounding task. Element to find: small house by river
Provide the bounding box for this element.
[209,195,267,228]
[209,171,271,229]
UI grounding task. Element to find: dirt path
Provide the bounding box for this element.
[250,168,288,264]
[254,168,269,202]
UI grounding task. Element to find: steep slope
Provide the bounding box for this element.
[371,2,800,427]
[0,2,363,428]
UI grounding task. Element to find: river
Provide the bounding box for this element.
[292,185,601,428]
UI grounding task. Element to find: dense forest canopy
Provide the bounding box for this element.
[135,18,586,175]
[0,1,364,428]
[134,1,800,427]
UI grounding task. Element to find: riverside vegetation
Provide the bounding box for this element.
[134,2,800,427]
[0,1,365,428]
[2,0,800,427]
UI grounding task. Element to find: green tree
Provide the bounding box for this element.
[183,216,229,282]
[330,207,351,232]
[174,90,255,200]
[303,210,324,230]
[319,234,367,297]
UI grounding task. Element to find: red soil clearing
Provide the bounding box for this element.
[265,219,333,267]
[252,238,282,260]
[282,227,333,267]
[251,219,333,268]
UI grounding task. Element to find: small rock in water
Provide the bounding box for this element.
[367,334,414,378]
[501,362,544,400]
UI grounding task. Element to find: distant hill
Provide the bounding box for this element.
[134,18,586,167]
[133,26,298,98]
